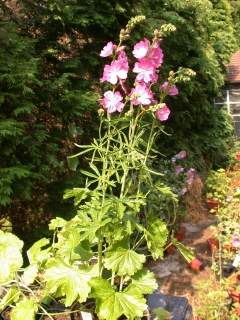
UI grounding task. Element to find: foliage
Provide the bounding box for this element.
[205,169,230,202]
[137,0,237,171]
[0,0,136,229]
[0,0,239,230]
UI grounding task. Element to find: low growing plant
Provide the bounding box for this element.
[0,17,194,319]
[206,169,230,203]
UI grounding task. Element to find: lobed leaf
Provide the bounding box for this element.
[104,247,145,276]
[44,259,93,306]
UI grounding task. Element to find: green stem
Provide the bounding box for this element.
[144,120,156,165]
[98,238,103,276]
[133,235,145,250]
[119,276,124,292]
[111,271,115,286]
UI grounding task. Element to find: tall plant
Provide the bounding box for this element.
[0,18,194,319]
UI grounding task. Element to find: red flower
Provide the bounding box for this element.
[188,258,203,271]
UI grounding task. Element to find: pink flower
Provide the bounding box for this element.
[100,41,116,57]
[99,91,124,113]
[175,150,187,160]
[160,81,179,96]
[133,38,150,59]
[133,59,158,84]
[186,168,196,185]
[148,45,164,68]
[155,105,171,122]
[130,83,153,106]
[232,234,240,248]
[101,55,129,85]
[117,50,128,65]
[179,187,187,196]
[175,165,184,175]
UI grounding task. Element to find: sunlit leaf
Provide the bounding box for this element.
[104,247,145,276]
[21,265,38,285]
[90,278,147,320]
[128,269,158,295]
[44,259,92,306]
[0,287,21,311]
[10,298,38,320]
[0,231,23,283]
[144,218,168,260]
[27,238,50,265]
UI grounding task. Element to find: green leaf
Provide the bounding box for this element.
[63,188,90,206]
[10,298,38,320]
[144,218,168,260]
[27,238,50,265]
[0,287,21,311]
[56,227,93,262]
[67,156,79,171]
[152,307,171,320]
[104,247,145,276]
[80,169,98,179]
[90,278,147,320]
[49,217,67,230]
[128,270,158,295]
[21,265,38,285]
[0,231,23,284]
[172,239,194,262]
[44,259,92,306]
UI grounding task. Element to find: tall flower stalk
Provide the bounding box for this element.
[0,18,195,320]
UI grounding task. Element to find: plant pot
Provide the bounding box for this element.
[148,292,192,320]
[207,237,219,254]
[228,288,240,303]
[188,258,203,272]
[206,199,220,211]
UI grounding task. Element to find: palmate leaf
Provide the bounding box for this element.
[10,298,38,320]
[0,287,21,312]
[44,259,93,307]
[0,231,23,284]
[127,269,158,295]
[49,217,67,230]
[63,187,90,206]
[21,265,38,285]
[27,238,50,265]
[56,228,93,262]
[144,218,168,260]
[152,307,171,320]
[90,278,147,320]
[104,247,145,276]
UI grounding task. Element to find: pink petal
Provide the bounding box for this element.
[133,38,150,59]
[100,42,115,57]
[155,105,170,121]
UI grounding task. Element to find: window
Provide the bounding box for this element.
[214,88,240,136]
[214,88,240,114]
